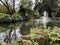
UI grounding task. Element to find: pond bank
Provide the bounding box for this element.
[0,13,30,23]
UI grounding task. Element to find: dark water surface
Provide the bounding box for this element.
[0,18,60,44]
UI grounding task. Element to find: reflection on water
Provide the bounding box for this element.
[0,18,60,43]
[0,22,23,43]
[34,17,60,27]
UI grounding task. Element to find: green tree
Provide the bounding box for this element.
[0,4,8,13]
[0,0,16,14]
[34,0,58,17]
[19,0,35,18]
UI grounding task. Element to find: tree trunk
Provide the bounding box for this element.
[0,0,11,14]
[13,0,15,13]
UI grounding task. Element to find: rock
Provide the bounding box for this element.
[0,42,16,45]
[19,33,50,45]
[22,40,32,45]
[18,35,32,45]
[34,32,50,45]
[21,35,31,40]
[0,42,7,45]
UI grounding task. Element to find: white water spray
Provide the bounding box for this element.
[34,11,52,28]
[42,11,48,28]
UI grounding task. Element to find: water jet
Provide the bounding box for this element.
[34,11,52,28]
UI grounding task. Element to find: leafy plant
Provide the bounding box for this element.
[30,26,60,42]
[31,38,39,45]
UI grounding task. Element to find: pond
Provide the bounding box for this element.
[0,18,60,45]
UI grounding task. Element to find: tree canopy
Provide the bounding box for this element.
[0,4,8,13]
[0,0,59,17]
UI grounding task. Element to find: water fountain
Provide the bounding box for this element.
[41,11,52,28]
[42,11,48,28]
[34,11,52,28]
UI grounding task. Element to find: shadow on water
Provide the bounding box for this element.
[0,18,60,44]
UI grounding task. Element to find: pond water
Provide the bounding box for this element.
[0,18,60,44]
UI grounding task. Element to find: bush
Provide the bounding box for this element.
[30,26,60,42]
[0,12,28,22]
[0,13,22,22]
[12,13,23,21]
[0,13,10,22]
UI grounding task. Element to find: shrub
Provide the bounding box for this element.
[12,13,23,21]
[30,26,60,42]
[0,13,23,22]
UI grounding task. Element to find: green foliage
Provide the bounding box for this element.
[0,27,6,33]
[12,13,23,21]
[0,13,23,22]
[0,13,10,22]
[30,26,60,42]
[14,39,19,45]
[12,12,21,16]
[21,0,28,5]
[0,13,10,17]
[48,27,60,42]
[31,39,39,45]
[0,4,8,13]
[34,0,58,17]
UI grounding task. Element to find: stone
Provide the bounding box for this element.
[19,33,50,45]
[22,40,32,45]
[0,42,7,45]
[34,32,50,45]
[21,35,31,40]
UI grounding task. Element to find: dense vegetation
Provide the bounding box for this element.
[0,0,60,18]
[14,26,60,45]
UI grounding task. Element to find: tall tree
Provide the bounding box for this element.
[19,0,35,18]
[34,0,58,17]
[0,0,16,14]
[0,4,8,13]
[12,0,15,13]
